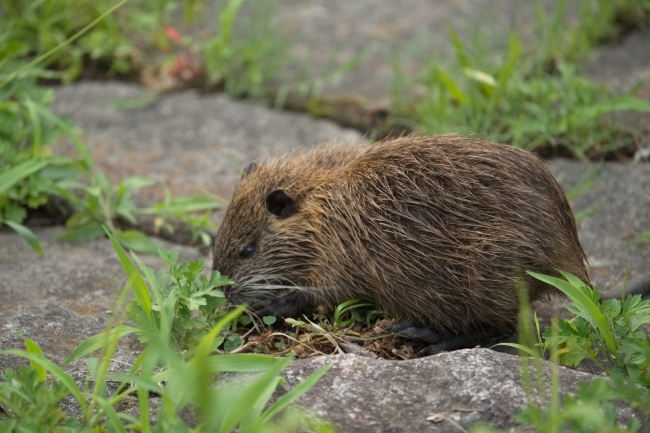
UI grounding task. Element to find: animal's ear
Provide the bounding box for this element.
[242,162,257,178]
[266,189,296,219]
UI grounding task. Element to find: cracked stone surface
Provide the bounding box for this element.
[276,350,644,432]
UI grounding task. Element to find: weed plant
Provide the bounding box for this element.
[485,270,650,432]
[391,0,650,158]
[0,62,90,252]
[0,0,201,81]
[0,228,333,431]
[203,0,287,97]
[527,271,650,381]
[0,63,219,255]
[141,190,225,247]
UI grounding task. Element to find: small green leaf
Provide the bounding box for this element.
[561,337,598,367]
[24,338,47,381]
[3,220,43,254]
[104,226,153,321]
[462,67,497,87]
[256,363,332,426]
[494,342,542,359]
[56,223,105,242]
[0,158,49,195]
[121,175,157,190]
[158,248,179,269]
[63,325,138,366]
[263,316,277,326]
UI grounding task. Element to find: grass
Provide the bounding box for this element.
[0,229,334,431]
[0,61,90,252]
[0,0,284,253]
[390,0,650,158]
[6,0,648,160]
[0,0,152,82]
[484,271,650,432]
[0,0,290,97]
[0,60,224,254]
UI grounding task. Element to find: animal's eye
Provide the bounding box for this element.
[239,242,256,259]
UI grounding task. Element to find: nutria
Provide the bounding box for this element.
[212,135,591,352]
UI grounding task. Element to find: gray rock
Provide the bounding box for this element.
[549,159,650,295]
[278,350,643,432]
[583,27,650,94]
[50,82,364,206]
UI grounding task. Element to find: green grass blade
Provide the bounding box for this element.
[257,363,332,426]
[566,162,602,200]
[0,0,131,90]
[95,396,128,433]
[447,26,471,68]
[574,200,606,224]
[33,103,93,170]
[25,99,42,156]
[194,306,245,362]
[0,158,50,195]
[572,96,650,125]
[218,357,292,433]
[107,373,166,395]
[1,349,87,413]
[63,325,138,366]
[142,195,222,215]
[130,252,173,342]
[56,223,106,242]
[494,343,542,359]
[3,220,43,254]
[115,230,160,255]
[528,271,618,353]
[104,226,153,320]
[152,353,278,383]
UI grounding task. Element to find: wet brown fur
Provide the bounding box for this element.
[212,135,589,336]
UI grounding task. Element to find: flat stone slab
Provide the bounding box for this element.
[550,159,650,295]
[279,350,643,432]
[51,82,363,206]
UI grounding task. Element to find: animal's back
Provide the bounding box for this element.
[302,135,588,333]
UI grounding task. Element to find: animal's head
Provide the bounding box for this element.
[211,161,322,318]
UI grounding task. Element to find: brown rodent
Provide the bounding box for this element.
[212,135,590,351]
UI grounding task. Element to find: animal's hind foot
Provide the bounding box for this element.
[420,332,515,356]
[385,321,445,345]
[386,321,514,356]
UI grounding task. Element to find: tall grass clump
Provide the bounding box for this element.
[391,0,650,158]
[0,227,333,431]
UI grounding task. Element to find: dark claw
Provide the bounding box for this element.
[386,321,515,355]
[420,332,515,356]
[386,321,444,345]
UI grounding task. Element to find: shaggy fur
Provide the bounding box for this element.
[212,135,588,336]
